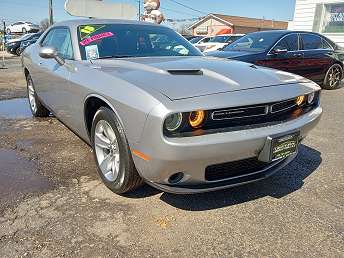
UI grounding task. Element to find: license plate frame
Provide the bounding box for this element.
[270,132,300,162]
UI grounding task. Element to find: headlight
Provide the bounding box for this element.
[189,110,206,128]
[296,95,305,106]
[307,92,315,104]
[164,113,183,132]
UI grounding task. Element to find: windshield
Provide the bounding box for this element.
[19,34,34,41]
[78,24,202,60]
[209,35,230,43]
[224,32,283,52]
[189,36,203,44]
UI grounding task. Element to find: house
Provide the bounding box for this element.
[289,0,344,46]
[188,13,288,36]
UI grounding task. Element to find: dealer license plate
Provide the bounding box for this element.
[270,132,299,161]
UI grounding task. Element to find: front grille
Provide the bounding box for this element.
[271,99,297,114]
[205,157,273,181]
[211,105,268,120]
[166,92,320,138]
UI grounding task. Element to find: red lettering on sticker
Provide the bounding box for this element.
[80,32,114,46]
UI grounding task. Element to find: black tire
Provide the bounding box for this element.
[22,27,27,34]
[15,47,21,56]
[91,107,144,194]
[322,63,343,90]
[26,74,50,117]
[6,28,11,35]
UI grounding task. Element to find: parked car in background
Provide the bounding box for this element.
[18,32,43,55]
[6,21,40,34]
[189,36,211,44]
[182,35,196,41]
[207,30,344,89]
[22,19,322,194]
[196,34,244,53]
[192,36,213,49]
[6,32,42,56]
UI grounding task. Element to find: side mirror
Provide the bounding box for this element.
[39,46,65,65]
[271,48,288,55]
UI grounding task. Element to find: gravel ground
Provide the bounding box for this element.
[0,56,343,257]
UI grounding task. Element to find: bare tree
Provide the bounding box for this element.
[176,23,193,36]
[40,19,51,31]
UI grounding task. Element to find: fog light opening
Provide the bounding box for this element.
[168,172,184,184]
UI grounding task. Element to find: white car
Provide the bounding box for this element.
[190,36,213,45]
[196,34,244,53]
[6,21,40,34]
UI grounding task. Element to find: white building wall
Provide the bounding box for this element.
[289,0,344,46]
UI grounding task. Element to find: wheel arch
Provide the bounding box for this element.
[83,94,126,142]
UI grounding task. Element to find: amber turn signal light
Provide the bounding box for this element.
[189,110,206,128]
[296,95,305,106]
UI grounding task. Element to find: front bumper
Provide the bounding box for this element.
[132,105,322,194]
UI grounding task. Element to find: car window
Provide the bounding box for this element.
[273,34,298,51]
[225,32,284,52]
[41,28,74,59]
[41,30,54,47]
[189,36,203,44]
[77,24,201,60]
[301,34,322,50]
[50,28,73,59]
[200,37,211,43]
[59,30,74,60]
[321,38,333,50]
[209,36,230,43]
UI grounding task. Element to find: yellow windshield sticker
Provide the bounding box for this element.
[79,25,106,40]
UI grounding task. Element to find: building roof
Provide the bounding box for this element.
[189,14,288,30]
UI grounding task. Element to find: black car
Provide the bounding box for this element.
[207,30,344,89]
[19,37,40,55]
[6,32,42,56]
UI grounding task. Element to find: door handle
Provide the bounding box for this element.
[293,53,303,57]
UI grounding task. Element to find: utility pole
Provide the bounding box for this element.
[49,0,54,26]
[1,20,7,70]
[138,0,141,21]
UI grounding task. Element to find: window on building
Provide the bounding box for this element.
[313,3,344,34]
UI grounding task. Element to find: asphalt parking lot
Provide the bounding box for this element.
[0,54,343,257]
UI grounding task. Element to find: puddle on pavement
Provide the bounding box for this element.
[0,98,32,119]
[0,149,52,203]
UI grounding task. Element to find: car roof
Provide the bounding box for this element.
[246,30,324,37]
[52,19,161,29]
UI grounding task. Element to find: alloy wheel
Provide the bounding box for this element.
[94,120,120,182]
[328,65,342,88]
[27,78,37,113]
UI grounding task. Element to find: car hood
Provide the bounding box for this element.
[90,56,308,100]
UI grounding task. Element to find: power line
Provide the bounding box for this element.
[166,0,207,15]
[160,7,199,18]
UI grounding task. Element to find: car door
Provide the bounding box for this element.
[257,33,304,76]
[16,22,24,33]
[11,22,19,33]
[33,27,72,114]
[299,33,334,83]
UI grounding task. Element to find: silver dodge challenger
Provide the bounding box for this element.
[21,19,322,194]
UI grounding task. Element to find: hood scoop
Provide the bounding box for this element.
[167,69,203,76]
